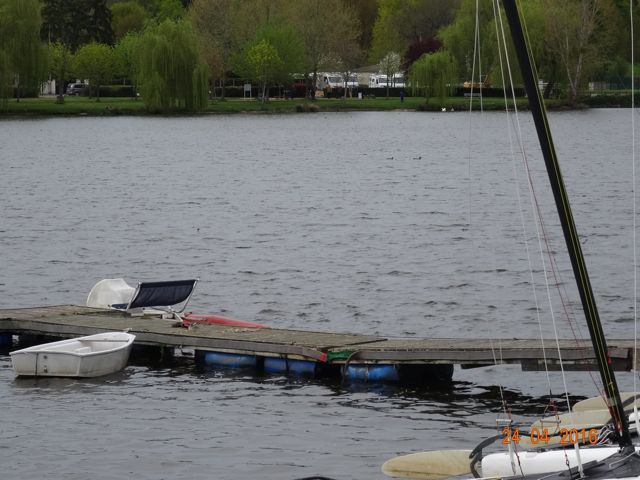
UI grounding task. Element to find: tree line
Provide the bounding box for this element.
[0,0,635,112]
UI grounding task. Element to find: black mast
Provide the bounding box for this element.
[502,0,632,450]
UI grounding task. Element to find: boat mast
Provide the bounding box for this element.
[501,0,632,449]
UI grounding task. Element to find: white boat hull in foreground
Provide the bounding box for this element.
[10,332,135,378]
[482,446,626,477]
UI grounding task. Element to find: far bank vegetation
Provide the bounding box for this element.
[0,0,635,113]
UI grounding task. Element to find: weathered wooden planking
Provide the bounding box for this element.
[0,305,383,361]
[0,305,634,370]
[326,338,633,370]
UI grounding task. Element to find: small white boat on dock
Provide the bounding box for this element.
[10,332,135,378]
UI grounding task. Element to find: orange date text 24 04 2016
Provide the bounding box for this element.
[502,427,599,445]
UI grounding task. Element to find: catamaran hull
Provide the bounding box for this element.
[482,446,638,477]
[10,332,135,377]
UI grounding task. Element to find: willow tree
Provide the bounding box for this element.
[439,0,501,87]
[409,50,457,105]
[137,19,208,112]
[1,0,48,102]
[0,1,11,109]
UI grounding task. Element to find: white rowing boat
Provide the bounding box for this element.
[10,332,135,378]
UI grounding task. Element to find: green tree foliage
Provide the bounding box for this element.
[0,0,12,109]
[344,0,378,52]
[41,0,71,45]
[187,0,281,99]
[138,0,185,20]
[233,24,304,102]
[114,32,141,96]
[244,39,281,103]
[41,0,114,52]
[110,1,148,40]
[156,0,185,21]
[0,0,49,102]
[86,0,115,45]
[254,24,304,85]
[409,50,457,103]
[75,42,115,100]
[437,0,627,102]
[536,0,626,103]
[48,41,73,102]
[187,0,246,99]
[136,19,208,111]
[369,0,404,63]
[439,0,500,87]
[283,0,361,99]
[0,49,9,110]
[369,0,458,63]
[331,2,363,95]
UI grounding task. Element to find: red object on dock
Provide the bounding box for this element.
[182,313,268,329]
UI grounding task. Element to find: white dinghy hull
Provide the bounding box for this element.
[10,332,135,377]
[482,447,626,477]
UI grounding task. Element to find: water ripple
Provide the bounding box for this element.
[0,111,637,479]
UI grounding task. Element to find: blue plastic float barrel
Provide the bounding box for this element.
[198,351,257,369]
[264,357,317,376]
[344,364,400,382]
[0,334,12,347]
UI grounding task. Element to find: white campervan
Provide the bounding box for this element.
[369,74,404,88]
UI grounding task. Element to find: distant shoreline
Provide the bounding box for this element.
[0,94,634,117]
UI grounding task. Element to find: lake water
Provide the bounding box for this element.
[0,109,638,479]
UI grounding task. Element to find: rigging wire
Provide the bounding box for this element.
[515,0,579,432]
[468,0,510,424]
[467,0,483,228]
[468,0,484,115]
[492,1,563,472]
[491,0,552,395]
[490,8,558,472]
[631,0,639,436]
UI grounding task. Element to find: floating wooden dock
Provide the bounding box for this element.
[0,305,636,383]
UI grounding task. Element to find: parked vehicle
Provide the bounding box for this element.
[66,83,88,95]
[316,73,358,91]
[368,74,405,88]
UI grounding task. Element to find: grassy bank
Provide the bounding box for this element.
[0,94,532,116]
